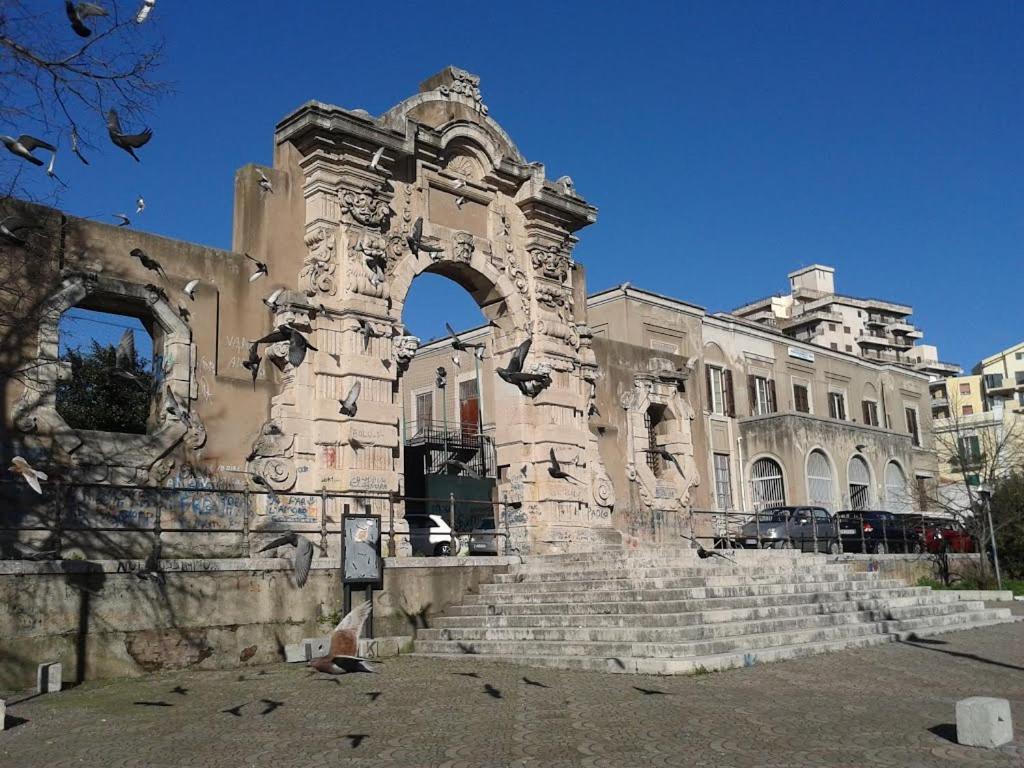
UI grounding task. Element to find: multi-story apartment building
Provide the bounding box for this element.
[401,283,938,544]
[976,341,1024,413]
[732,265,958,378]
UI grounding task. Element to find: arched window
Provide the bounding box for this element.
[751,457,785,510]
[885,461,910,513]
[848,456,871,510]
[806,450,834,510]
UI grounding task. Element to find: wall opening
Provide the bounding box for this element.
[806,450,835,510]
[848,455,871,510]
[750,457,785,510]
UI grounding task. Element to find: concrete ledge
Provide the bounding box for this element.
[948,590,1015,602]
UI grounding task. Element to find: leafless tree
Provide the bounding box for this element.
[0,1,166,201]
[923,389,1024,579]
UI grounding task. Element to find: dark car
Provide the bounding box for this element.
[738,506,840,553]
[468,519,501,556]
[837,510,924,554]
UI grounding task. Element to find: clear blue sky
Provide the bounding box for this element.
[33,1,1022,369]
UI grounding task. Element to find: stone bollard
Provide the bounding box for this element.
[36,662,62,694]
[0,698,6,731]
[284,637,330,663]
[956,697,1013,748]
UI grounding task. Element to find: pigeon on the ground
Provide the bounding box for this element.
[241,342,261,389]
[65,2,107,37]
[258,531,314,587]
[135,0,156,24]
[309,600,375,674]
[106,109,152,162]
[9,456,46,495]
[183,279,199,301]
[257,169,272,193]
[131,247,164,278]
[1,134,56,166]
[339,381,360,417]
[245,253,268,281]
[681,534,737,564]
[256,325,317,368]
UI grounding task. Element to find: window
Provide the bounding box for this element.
[1017,351,1024,361]
[644,406,664,477]
[862,400,879,427]
[828,391,847,421]
[844,344,852,352]
[956,436,981,467]
[806,450,834,510]
[843,326,851,334]
[830,343,838,350]
[962,404,974,416]
[959,382,971,396]
[414,391,433,432]
[828,323,837,332]
[749,375,777,416]
[885,461,910,513]
[750,457,785,511]
[848,455,871,510]
[713,454,732,510]
[793,382,810,414]
[905,407,920,446]
[983,373,1004,389]
[705,365,734,416]
[1016,372,1024,385]
[916,477,930,511]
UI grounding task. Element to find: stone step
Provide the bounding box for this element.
[448,585,928,616]
[884,608,1015,634]
[415,632,898,675]
[480,569,879,594]
[415,620,890,659]
[418,610,889,644]
[515,551,826,572]
[433,594,974,629]
[492,563,858,585]
[461,578,908,605]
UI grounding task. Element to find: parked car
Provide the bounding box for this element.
[406,513,459,556]
[468,519,501,556]
[738,506,840,553]
[917,518,977,553]
[837,510,924,554]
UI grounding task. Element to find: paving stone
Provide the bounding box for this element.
[956,697,1014,748]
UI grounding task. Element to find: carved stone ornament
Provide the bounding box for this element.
[246,419,297,492]
[505,250,531,327]
[445,154,484,180]
[530,244,570,284]
[452,231,474,263]
[393,335,420,375]
[299,227,337,297]
[437,67,487,114]
[340,185,392,230]
[535,282,574,323]
[348,234,390,299]
[146,456,176,486]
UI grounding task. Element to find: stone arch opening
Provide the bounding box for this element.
[806,448,836,510]
[884,460,910,513]
[848,454,872,510]
[750,455,786,510]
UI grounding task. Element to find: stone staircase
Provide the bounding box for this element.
[413,548,1015,674]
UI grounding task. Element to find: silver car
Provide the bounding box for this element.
[738,506,840,553]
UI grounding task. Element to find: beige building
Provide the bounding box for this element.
[733,265,957,378]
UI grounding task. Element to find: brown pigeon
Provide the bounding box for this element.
[309,601,375,674]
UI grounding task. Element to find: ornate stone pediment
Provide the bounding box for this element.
[436,67,487,114]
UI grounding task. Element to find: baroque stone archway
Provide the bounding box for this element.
[251,67,619,553]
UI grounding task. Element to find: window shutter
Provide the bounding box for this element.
[724,370,735,416]
[748,375,757,415]
[768,379,777,413]
[704,365,713,409]
[862,400,870,425]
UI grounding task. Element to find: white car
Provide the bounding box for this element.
[406,513,459,556]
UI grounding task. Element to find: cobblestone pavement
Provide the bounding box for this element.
[2,605,1022,768]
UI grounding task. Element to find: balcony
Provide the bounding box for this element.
[886,321,923,339]
[930,395,949,409]
[780,309,842,330]
[856,333,899,348]
[404,420,497,478]
[913,359,961,375]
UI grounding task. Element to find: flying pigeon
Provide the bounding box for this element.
[112,329,148,391]
[453,178,466,189]
[9,456,46,495]
[339,380,360,417]
[136,537,165,585]
[65,2,108,37]
[131,247,165,276]
[258,531,314,587]
[645,446,683,476]
[547,448,580,484]
[242,342,261,389]
[454,196,465,209]
[183,279,200,300]
[245,253,268,281]
[256,325,318,368]
[46,152,65,185]
[1,134,56,166]
[177,304,190,322]
[69,127,89,165]
[250,472,278,501]
[113,213,131,227]
[164,385,191,426]
[106,109,153,162]
[406,217,444,257]
[0,216,39,246]
[356,319,386,350]
[368,146,384,170]
[135,0,156,24]
[136,195,145,214]
[496,338,551,392]
[681,534,736,564]
[308,600,376,674]
[445,322,485,357]
[263,287,285,311]
[11,541,59,561]
[257,169,273,193]
[443,458,478,477]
